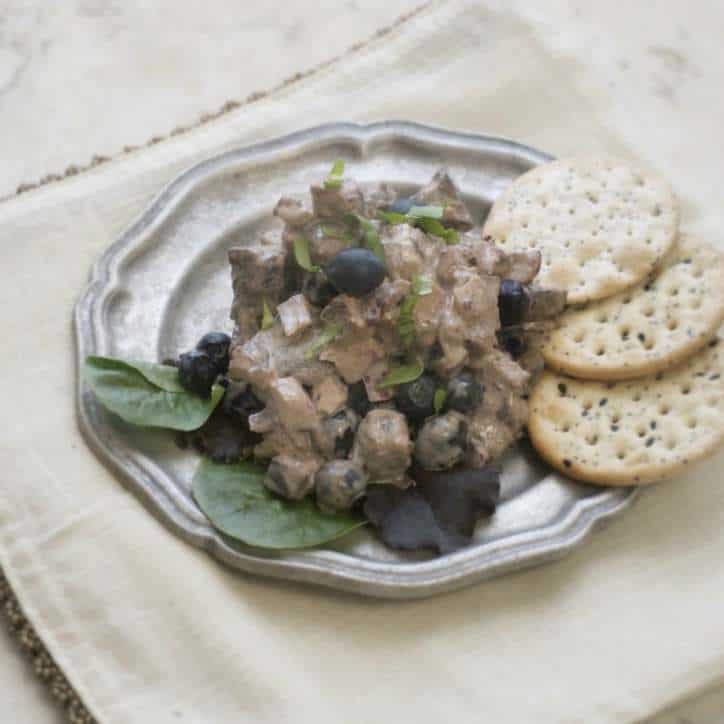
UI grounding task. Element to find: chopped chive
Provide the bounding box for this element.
[324,159,345,189]
[293,237,320,273]
[433,388,448,414]
[305,323,344,359]
[260,298,275,330]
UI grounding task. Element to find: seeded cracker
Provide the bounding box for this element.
[528,337,724,485]
[483,156,679,304]
[542,235,724,380]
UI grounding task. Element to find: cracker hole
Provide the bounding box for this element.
[632,392,642,402]
[667,319,679,331]
[681,385,691,395]
[692,268,703,279]
[645,237,653,245]
[691,299,702,310]
[611,413,621,423]
[583,400,594,411]
[616,450,626,460]
[595,346,605,356]
[622,296,632,305]
[620,327,630,340]
[659,404,670,415]
[652,205,662,217]
[643,307,654,317]
[687,418,697,429]
[644,338,655,350]
[529,239,538,249]
[669,287,680,297]
[562,423,571,433]
[597,313,608,323]
[574,331,586,343]
[666,438,677,450]
[636,426,646,438]
[586,434,599,446]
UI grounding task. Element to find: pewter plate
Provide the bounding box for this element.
[74,121,636,599]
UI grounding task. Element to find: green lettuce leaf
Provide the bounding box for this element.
[83,356,224,431]
[192,459,365,550]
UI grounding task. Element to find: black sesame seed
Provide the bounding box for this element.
[638,333,646,342]
[650,421,657,430]
[558,383,568,396]
[710,373,721,380]
[709,339,719,348]
[582,410,589,417]
[563,459,572,468]
[655,372,663,381]
[611,425,619,431]
[682,258,692,263]
[599,398,608,407]
[645,437,655,447]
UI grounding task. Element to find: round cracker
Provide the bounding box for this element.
[542,234,724,380]
[483,156,679,304]
[528,337,724,485]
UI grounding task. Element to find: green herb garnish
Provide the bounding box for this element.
[377,210,408,225]
[324,159,345,189]
[397,275,433,348]
[433,388,448,414]
[377,205,459,245]
[305,322,344,359]
[260,298,275,330]
[344,214,386,265]
[408,205,444,219]
[378,358,425,388]
[293,237,320,272]
[414,217,460,245]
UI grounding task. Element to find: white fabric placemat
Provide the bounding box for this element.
[2,1,724,722]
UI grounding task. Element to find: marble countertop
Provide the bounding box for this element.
[1,1,722,721]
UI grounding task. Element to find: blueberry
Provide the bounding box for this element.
[302,271,337,308]
[324,248,386,298]
[385,195,415,215]
[178,350,219,397]
[447,372,483,413]
[498,279,529,326]
[394,373,437,422]
[195,332,231,373]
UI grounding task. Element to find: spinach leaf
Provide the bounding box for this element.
[293,237,320,272]
[343,214,386,265]
[378,358,424,388]
[83,356,224,431]
[192,459,365,549]
[397,275,433,348]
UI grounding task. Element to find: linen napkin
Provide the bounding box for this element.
[2,1,724,722]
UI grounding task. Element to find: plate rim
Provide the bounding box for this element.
[74,121,637,599]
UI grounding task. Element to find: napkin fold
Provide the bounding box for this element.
[2,1,724,722]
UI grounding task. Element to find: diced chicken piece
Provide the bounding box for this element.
[505,250,542,284]
[312,375,348,417]
[321,295,367,328]
[313,409,358,459]
[436,294,468,373]
[248,408,275,433]
[228,231,288,343]
[466,350,531,466]
[474,239,541,283]
[370,279,411,325]
[413,282,445,349]
[311,179,365,218]
[254,427,314,460]
[381,224,426,281]
[274,196,314,227]
[320,329,384,383]
[362,360,395,402]
[264,454,320,500]
[435,242,477,287]
[267,377,319,432]
[364,183,399,216]
[526,286,567,320]
[229,325,334,393]
[353,409,412,484]
[452,274,500,350]
[277,294,313,337]
[413,170,473,230]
